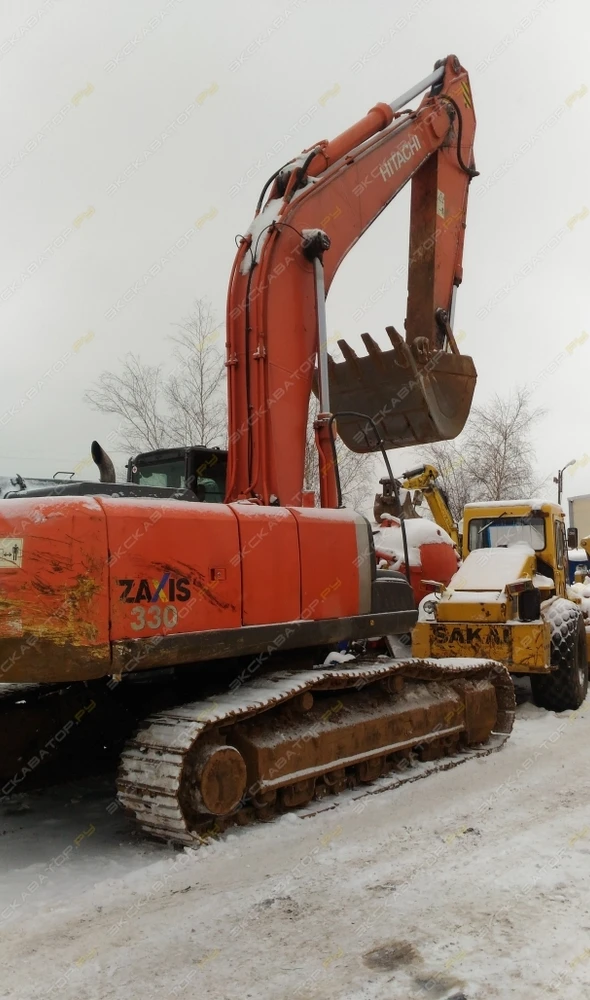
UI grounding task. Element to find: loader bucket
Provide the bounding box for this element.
[322,326,476,453]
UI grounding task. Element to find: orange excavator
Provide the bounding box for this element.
[0,56,513,843]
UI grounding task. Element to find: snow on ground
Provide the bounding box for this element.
[2,694,590,1000]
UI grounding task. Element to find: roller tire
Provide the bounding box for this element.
[531,600,588,712]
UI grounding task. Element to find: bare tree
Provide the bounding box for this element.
[164,300,226,447]
[421,388,546,519]
[85,299,226,454]
[416,440,473,521]
[85,354,171,452]
[465,390,546,500]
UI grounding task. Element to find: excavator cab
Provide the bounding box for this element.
[126,445,227,502]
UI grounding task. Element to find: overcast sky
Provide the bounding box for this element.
[1,0,589,505]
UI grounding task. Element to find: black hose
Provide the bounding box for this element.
[440,95,479,178]
[255,159,292,214]
[284,147,321,201]
[254,144,320,216]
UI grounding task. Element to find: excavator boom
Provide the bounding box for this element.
[226,54,478,506]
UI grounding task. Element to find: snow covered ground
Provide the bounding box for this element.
[2,688,590,1000]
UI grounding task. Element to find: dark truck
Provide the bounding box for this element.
[2,443,227,504]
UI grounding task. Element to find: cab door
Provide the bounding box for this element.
[554,517,568,597]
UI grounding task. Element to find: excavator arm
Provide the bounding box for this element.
[226,55,478,507]
[401,464,459,546]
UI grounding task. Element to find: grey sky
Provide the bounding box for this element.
[1,0,589,504]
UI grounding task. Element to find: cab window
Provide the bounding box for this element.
[137,459,185,489]
[468,515,546,552]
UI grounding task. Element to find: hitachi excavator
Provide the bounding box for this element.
[0,56,514,844]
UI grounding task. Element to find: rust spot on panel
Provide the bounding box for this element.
[6,574,101,646]
[62,575,101,642]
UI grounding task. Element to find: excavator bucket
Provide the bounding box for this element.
[323,325,476,453]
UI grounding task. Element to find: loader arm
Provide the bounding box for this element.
[226,54,478,507]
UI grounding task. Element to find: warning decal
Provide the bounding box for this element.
[0,538,23,568]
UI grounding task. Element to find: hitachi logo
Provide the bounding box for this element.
[379,134,421,181]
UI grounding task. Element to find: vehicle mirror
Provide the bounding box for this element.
[568,527,579,549]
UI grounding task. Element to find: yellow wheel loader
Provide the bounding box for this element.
[412,500,589,712]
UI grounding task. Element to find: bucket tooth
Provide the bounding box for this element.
[360,333,384,363]
[337,339,358,361]
[385,325,411,368]
[336,339,363,379]
[385,324,404,347]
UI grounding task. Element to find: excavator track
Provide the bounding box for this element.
[117,657,515,845]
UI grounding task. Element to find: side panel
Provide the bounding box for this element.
[229,504,301,626]
[436,595,508,624]
[0,497,110,681]
[511,622,551,672]
[288,508,372,620]
[100,499,242,641]
[414,620,551,673]
[428,623,512,660]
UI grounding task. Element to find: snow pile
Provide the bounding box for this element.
[450,545,535,591]
[239,198,284,274]
[301,228,325,242]
[568,548,590,562]
[322,651,356,666]
[285,151,317,174]
[374,518,455,571]
[567,582,590,617]
[444,589,506,604]
[463,498,550,510]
